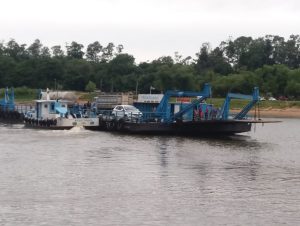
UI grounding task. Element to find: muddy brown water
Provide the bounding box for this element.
[0,119,299,225]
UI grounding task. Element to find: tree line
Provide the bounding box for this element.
[0,35,299,99]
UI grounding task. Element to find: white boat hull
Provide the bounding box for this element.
[24,117,99,130]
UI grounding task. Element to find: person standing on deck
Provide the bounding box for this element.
[205,106,209,120]
[199,106,202,120]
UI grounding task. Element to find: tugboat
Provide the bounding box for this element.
[24,89,99,130]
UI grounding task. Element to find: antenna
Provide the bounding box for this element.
[46,88,50,100]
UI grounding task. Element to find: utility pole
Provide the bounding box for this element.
[135,79,139,95]
[110,80,114,92]
[100,79,103,91]
[54,79,57,99]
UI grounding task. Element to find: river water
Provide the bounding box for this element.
[0,119,299,226]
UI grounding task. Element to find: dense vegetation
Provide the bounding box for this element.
[0,35,300,99]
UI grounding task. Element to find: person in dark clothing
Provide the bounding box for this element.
[87,101,91,109]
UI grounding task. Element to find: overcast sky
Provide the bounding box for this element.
[0,0,299,62]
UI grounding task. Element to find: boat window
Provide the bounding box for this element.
[61,104,66,107]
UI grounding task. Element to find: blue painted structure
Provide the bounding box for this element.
[0,87,15,111]
[218,87,260,120]
[155,83,211,123]
[97,85,270,135]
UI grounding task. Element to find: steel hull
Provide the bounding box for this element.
[0,109,24,124]
[122,120,252,135]
[97,118,253,135]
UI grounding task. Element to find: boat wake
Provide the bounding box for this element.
[68,126,86,133]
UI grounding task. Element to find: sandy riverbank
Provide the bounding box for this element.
[231,108,300,118]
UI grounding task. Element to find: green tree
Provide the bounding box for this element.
[285,69,300,97]
[86,41,103,62]
[66,41,84,59]
[63,59,92,90]
[195,43,210,73]
[108,54,135,75]
[0,42,4,56]
[195,44,232,75]
[267,35,286,64]
[4,39,28,60]
[51,45,64,57]
[116,44,124,54]
[153,56,174,66]
[285,35,300,68]
[255,65,289,96]
[0,56,16,87]
[40,47,51,58]
[0,36,300,99]
[85,81,96,92]
[102,42,115,61]
[27,39,43,58]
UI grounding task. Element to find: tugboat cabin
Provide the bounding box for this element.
[35,100,69,119]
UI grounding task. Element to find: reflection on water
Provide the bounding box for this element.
[0,119,299,225]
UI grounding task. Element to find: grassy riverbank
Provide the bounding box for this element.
[208,98,300,118]
[208,98,300,109]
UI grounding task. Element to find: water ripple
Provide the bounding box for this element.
[0,119,299,225]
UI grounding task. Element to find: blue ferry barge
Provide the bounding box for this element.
[97,84,275,135]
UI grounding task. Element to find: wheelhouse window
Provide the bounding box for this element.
[50,103,55,113]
